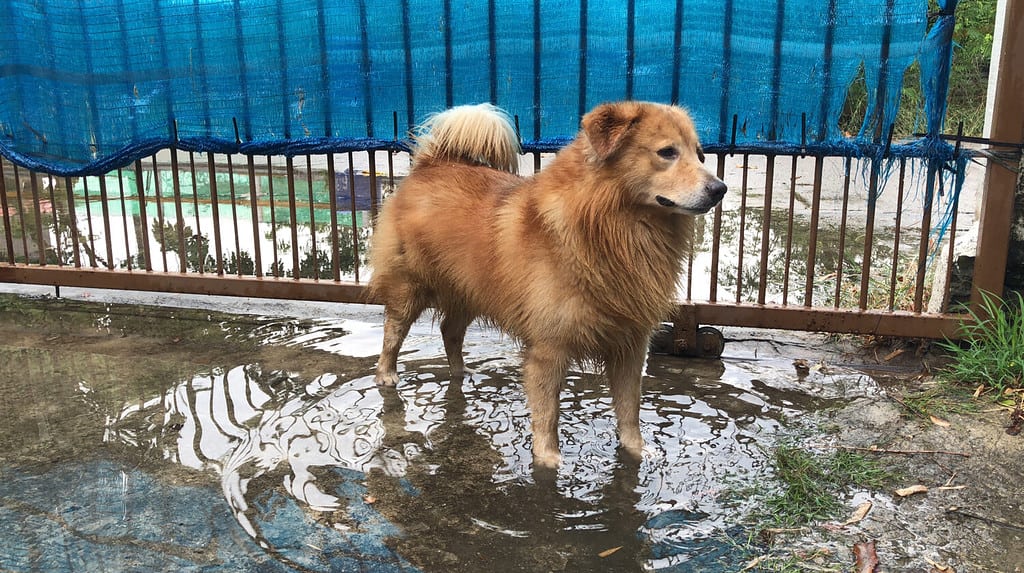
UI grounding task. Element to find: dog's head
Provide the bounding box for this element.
[581,102,727,215]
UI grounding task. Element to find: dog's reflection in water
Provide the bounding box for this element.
[102,362,647,567]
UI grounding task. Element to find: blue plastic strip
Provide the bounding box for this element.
[401,0,415,133]
[920,0,963,253]
[191,0,211,133]
[532,0,542,140]
[578,0,588,119]
[626,0,636,100]
[818,0,838,140]
[769,0,785,140]
[488,0,497,104]
[358,0,373,139]
[76,2,101,159]
[670,0,683,105]
[443,0,453,108]
[316,0,331,136]
[718,0,734,145]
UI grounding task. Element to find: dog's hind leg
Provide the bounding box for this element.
[523,344,570,468]
[440,311,474,378]
[605,343,648,460]
[375,285,428,387]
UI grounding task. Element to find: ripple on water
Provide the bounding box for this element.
[95,318,873,571]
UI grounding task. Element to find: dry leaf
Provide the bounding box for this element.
[842,501,873,526]
[762,527,804,534]
[740,555,769,571]
[895,484,929,497]
[883,348,905,362]
[925,556,956,572]
[853,540,880,573]
[598,546,622,558]
[929,415,951,427]
[973,384,985,399]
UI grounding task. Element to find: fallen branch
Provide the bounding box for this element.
[833,445,970,458]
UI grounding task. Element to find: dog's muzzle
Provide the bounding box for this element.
[656,179,728,213]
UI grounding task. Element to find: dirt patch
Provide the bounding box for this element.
[769,367,1024,572]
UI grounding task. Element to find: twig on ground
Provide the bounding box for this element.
[886,393,927,419]
[832,445,970,457]
[946,507,1024,532]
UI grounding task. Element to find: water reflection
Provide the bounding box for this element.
[97,323,866,571]
[104,365,425,547]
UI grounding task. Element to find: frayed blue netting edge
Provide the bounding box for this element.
[0,135,966,176]
[0,136,414,178]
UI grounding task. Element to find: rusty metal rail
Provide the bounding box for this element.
[0,145,995,348]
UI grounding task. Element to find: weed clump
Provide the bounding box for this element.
[757,444,894,529]
[938,291,1024,395]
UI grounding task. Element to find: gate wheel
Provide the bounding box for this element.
[695,326,725,358]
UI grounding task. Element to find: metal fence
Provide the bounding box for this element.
[0,144,990,352]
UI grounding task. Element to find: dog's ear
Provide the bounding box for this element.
[581,102,642,161]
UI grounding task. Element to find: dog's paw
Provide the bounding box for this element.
[449,365,475,379]
[375,370,400,387]
[619,438,645,461]
[532,449,562,470]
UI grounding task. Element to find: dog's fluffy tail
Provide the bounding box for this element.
[413,104,521,174]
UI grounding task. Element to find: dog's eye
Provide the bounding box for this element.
[697,147,706,162]
[656,146,679,160]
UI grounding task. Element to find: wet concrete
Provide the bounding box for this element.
[0,287,1019,572]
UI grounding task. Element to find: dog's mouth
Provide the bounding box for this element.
[655,195,713,215]
[655,195,677,208]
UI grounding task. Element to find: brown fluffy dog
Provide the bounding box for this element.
[368,102,726,468]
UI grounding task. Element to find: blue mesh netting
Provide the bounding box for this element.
[0,0,957,176]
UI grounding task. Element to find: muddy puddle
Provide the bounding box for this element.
[0,294,1013,572]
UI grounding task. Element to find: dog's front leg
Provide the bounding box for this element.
[606,343,648,460]
[523,344,569,468]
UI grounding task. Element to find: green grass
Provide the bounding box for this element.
[719,444,894,571]
[938,290,1024,395]
[752,444,895,529]
[894,378,981,419]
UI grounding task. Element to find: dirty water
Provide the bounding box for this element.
[0,293,1015,572]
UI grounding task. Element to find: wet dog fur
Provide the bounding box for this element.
[368,101,726,468]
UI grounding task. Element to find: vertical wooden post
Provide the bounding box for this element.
[972,0,1024,306]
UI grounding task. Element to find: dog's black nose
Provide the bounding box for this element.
[705,179,727,203]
